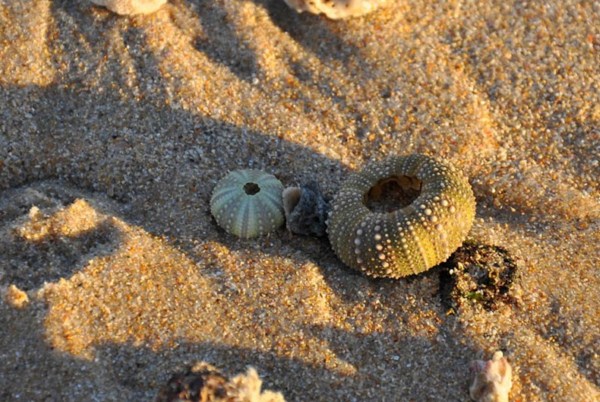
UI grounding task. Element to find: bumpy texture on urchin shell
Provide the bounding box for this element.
[211,170,285,239]
[327,154,476,278]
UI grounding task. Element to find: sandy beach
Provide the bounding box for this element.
[0,0,599,400]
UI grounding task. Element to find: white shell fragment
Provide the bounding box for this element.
[89,0,167,15]
[469,351,513,402]
[283,0,388,19]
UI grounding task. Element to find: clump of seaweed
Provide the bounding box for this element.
[283,0,388,19]
[439,241,518,311]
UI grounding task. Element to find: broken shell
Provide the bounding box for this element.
[3,284,30,309]
[89,0,167,15]
[469,351,513,402]
[282,182,330,237]
[155,362,285,402]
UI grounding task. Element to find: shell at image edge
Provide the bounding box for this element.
[283,0,389,19]
[210,170,285,239]
[327,154,476,279]
[89,0,167,15]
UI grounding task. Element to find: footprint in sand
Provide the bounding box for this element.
[0,180,220,364]
[0,181,123,292]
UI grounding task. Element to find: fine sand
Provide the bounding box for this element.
[0,0,599,400]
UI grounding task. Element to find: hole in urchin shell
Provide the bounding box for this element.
[365,175,422,213]
[243,182,260,195]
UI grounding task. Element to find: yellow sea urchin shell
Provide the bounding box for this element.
[210,170,285,239]
[327,154,476,278]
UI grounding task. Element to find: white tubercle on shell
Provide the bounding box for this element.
[283,0,388,19]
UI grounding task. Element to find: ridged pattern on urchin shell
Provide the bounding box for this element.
[210,170,284,239]
[327,154,476,278]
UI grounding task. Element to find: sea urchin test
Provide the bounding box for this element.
[211,170,285,239]
[327,154,476,278]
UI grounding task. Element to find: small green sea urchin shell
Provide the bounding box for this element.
[210,170,285,239]
[327,154,476,278]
